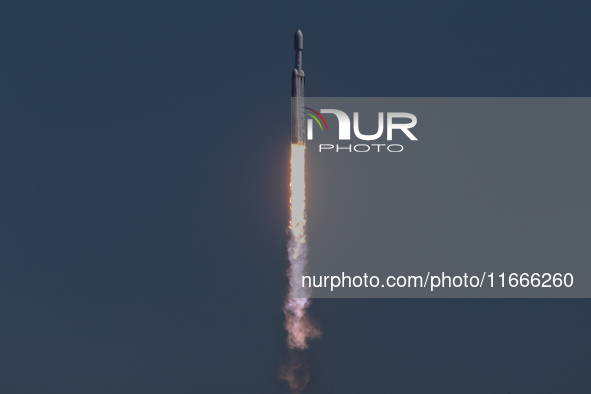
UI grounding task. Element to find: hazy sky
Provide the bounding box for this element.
[1,1,590,393]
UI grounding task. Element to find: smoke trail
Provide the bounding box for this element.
[281,143,321,393]
[278,352,311,393]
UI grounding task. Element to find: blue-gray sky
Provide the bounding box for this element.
[1,1,590,393]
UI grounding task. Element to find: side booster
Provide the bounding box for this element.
[291,30,305,145]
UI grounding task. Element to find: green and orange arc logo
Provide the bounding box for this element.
[303,108,329,131]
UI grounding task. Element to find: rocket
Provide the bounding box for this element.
[291,30,305,144]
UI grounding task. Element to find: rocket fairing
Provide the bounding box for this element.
[291,30,305,145]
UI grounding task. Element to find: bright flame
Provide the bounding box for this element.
[284,144,320,351]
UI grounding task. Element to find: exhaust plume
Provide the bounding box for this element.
[281,144,321,393]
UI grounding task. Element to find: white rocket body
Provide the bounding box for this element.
[291,30,305,145]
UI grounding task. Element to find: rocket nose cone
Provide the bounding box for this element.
[294,29,303,51]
